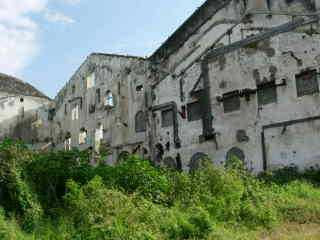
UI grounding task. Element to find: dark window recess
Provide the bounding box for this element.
[187,101,202,121]
[257,82,277,106]
[96,88,101,104]
[223,91,240,113]
[136,85,144,92]
[20,98,24,103]
[64,104,67,115]
[48,108,56,121]
[189,152,209,173]
[89,104,95,114]
[161,109,174,127]
[226,147,245,162]
[296,69,319,97]
[135,111,146,132]
[72,85,76,94]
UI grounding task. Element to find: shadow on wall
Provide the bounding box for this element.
[0,108,52,145]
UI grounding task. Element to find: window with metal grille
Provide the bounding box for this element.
[187,101,202,121]
[223,91,240,113]
[296,69,319,97]
[161,109,174,127]
[257,82,277,106]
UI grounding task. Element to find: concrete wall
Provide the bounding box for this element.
[4,0,316,172]
[149,0,320,172]
[0,91,53,145]
[53,53,149,163]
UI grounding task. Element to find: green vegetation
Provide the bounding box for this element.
[0,139,320,239]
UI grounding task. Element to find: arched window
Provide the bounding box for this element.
[104,90,114,107]
[135,111,146,132]
[189,152,209,173]
[226,147,245,162]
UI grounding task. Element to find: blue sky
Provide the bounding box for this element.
[0,0,206,98]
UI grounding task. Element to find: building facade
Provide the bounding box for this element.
[147,0,320,172]
[0,73,54,148]
[3,0,320,172]
[53,53,150,163]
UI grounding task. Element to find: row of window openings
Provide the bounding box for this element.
[64,125,104,149]
[66,91,114,118]
[70,71,144,95]
[69,70,320,129]
[153,70,320,126]
[134,101,202,133]
[223,70,320,113]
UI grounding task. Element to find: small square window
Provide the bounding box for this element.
[187,101,202,121]
[257,83,277,106]
[161,109,174,127]
[296,70,319,97]
[223,91,240,113]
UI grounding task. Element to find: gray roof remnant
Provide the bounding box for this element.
[0,72,50,100]
[91,52,146,60]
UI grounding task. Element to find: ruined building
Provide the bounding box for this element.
[0,73,54,148]
[2,0,320,172]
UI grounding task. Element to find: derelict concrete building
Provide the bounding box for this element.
[3,0,320,172]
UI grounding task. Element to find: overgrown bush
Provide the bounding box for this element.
[0,140,320,239]
[0,139,42,232]
[26,150,94,210]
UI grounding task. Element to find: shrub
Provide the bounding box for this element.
[0,140,42,232]
[26,150,94,210]
[97,155,171,204]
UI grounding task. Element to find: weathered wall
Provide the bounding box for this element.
[53,53,149,163]
[149,0,320,172]
[0,91,54,145]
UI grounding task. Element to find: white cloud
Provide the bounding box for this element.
[44,10,75,24]
[0,0,75,76]
[0,0,46,75]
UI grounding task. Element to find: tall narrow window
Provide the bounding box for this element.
[135,111,146,132]
[64,104,67,115]
[187,101,202,121]
[95,123,104,153]
[86,72,95,89]
[72,85,76,94]
[96,88,101,104]
[79,128,87,145]
[64,132,71,151]
[161,109,174,127]
[296,69,319,97]
[71,104,79,120]
[104,90,114,107]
